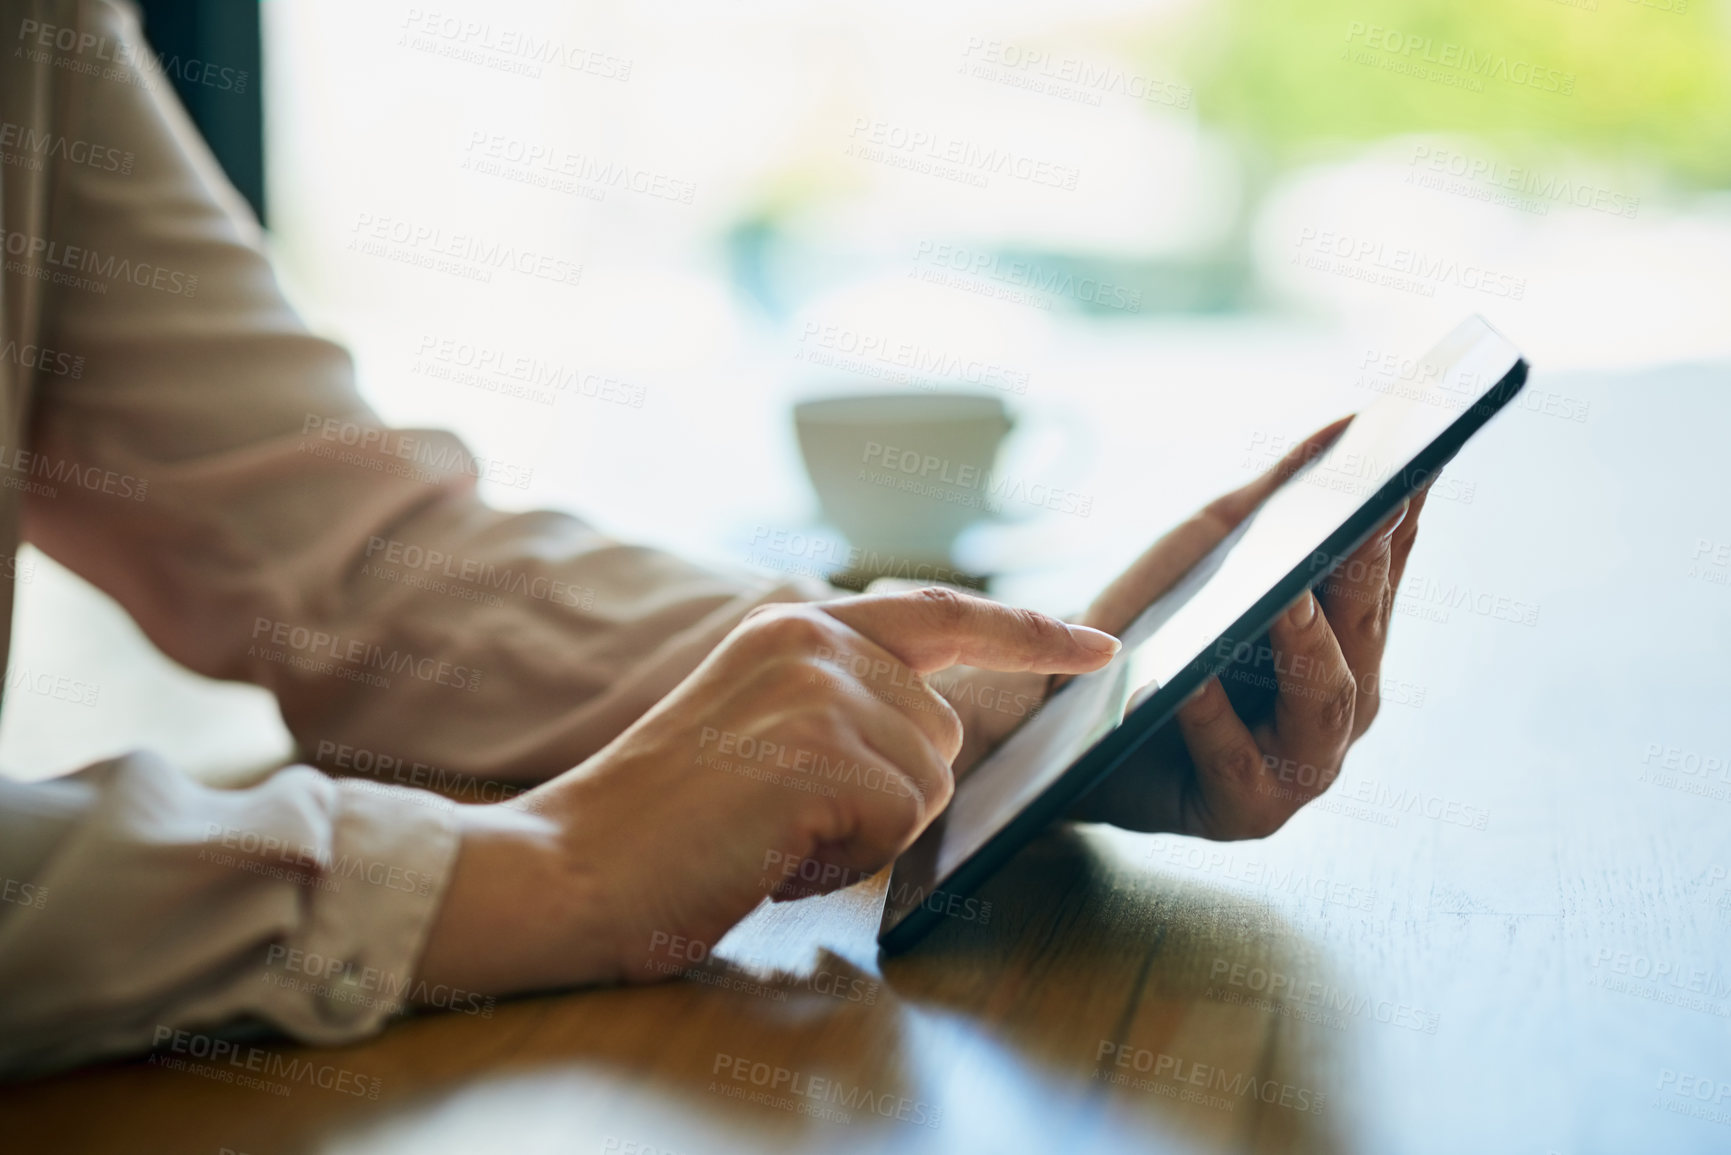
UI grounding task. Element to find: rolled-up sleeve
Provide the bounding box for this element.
[0,754,459,1076]
[23,0,828,785]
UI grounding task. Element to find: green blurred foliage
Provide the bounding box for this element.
[1180,0,1731,185]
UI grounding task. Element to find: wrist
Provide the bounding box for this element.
[414,798,616,997]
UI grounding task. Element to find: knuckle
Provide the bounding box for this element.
[1350,582,1390,645]
[1319,678,1357,736]
[909,584,972,626]
[1372,583,1395,641]
[739,602,794,640]
[1213,741,1264,791]
[746,606,833,653]
[1010,605,1070,651]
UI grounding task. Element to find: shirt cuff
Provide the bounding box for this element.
[255,776,463,1042]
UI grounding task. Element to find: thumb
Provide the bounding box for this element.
[819,587,1120,676]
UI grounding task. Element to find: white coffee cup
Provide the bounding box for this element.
[793,392,1014,570]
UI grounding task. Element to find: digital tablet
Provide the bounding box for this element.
[877,315,1528,953]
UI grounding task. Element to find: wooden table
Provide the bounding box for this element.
[6,368,1730,1154]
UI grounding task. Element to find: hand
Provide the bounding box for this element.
[1066,416,1430,838]
[414,589,1118,995]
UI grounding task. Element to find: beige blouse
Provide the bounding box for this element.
[0,0,822,1075]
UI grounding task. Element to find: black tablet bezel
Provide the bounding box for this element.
[878,326,1529,954]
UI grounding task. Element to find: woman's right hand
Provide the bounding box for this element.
[414,588,1120,996]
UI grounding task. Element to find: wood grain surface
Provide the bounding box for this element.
[4,370,1728,1155]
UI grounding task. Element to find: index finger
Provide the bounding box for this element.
[820,587,1119,676]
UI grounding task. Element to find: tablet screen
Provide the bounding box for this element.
[881,316,1525,942]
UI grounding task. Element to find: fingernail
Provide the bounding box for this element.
[1069,625,1122,656]
[1288,591,1317,628]
[1184,680,1211,704]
